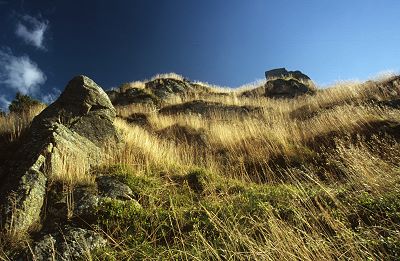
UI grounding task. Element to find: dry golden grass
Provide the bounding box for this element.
[48,148,94,187]
[92,75,399,260]
[1,74,400,260]
[111,118,189,171]
[192,80,237,94]
[106,80,395,185]
[0,104,46,142]
[118,81,146,92]
[150,72,186,82]
[108,75,400,183]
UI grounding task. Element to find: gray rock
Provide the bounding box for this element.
[29,227,107,261]
[264,78,311,98]
[146,78,194,99]
[28,234,57,261]
[159,100,261,116]
[106,87,160,107]
[96,176,134,200]
[32,75,119,147]
[2,153,48,236]
[72,185,99,221]
[241,78,313,99]
[265,68,311,81]
[0,75,119,236]
[107,77,212,107]
[45,176,136,226]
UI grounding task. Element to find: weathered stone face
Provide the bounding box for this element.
[241,78,312,99]
[96,175,134,200]
[27,226,107,261]
[3,154,48,237]
[242,69,314,99]
[108,88,160,106]
[264,78,311,98]
[106,77,213,107]
[145,78,194,99]
[32,75,118,146]
[0,75,119,236]
[265,68,311,81]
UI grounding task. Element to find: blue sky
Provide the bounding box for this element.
[0,0,399,110]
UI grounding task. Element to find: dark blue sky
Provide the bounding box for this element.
[0,0,399,109]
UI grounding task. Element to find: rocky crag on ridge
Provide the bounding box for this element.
[108,68,316,108]
[3,68,399,260]
[242,67,315,98]
[0,76,136,260]
[106,76,213,107]
[0,69,317,259]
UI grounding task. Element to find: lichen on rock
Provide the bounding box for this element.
[0,75,120,240]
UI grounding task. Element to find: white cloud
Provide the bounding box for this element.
[0,95,10,111]
[15,15,48,50]
[41,87,61,104]
[0,50,47,95]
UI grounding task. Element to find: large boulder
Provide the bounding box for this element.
[264,78,312,98]
[242,69,314,99]
[32,75,118,146]
[265,68,311,81]
[145,78,197,99]
[0,75,119,236]
[241,79,313,99]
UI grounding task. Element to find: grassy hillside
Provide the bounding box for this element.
[1,74,400,260]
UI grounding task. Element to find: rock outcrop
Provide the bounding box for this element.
[0,76,119,238]
[32,75,118,146]
[159,100,261,117]
[107,78,212,107]
[146,78,193,99]
[107,87,160,107]
[27,226,107,261]
[96,175,134,200]
[265,68,311,81]
[44,175,140,228]
[242,68,314,98]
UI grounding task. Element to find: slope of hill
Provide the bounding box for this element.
[0,71,399,260]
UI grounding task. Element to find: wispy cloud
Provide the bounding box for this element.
[0,95,10,111]
[15,15,48,50]
[0,49,47,94]
[41,87,61,104]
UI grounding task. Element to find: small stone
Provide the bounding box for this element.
[96,176,134,200]
[28,226,107,261]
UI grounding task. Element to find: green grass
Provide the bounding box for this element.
[90,161,400,260]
